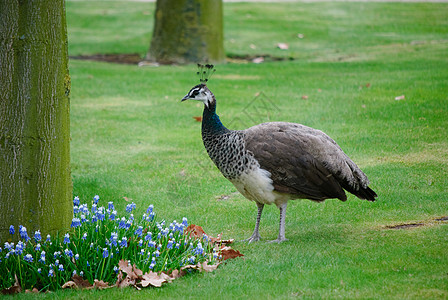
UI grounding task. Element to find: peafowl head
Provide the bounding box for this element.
[181,64,216,109]
[181,84,215,109]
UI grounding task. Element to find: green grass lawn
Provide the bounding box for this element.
[27,1,448,298]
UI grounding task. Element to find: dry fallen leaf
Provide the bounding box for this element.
[201,261,219,272]
[159,272,173,283]
[209,233,234,245]
[252,57,264,64]
[116,272,134,289]
[209,233,223,244]
[221,247,244,261]
[193,116,202,122]
[220,239,235,245]
[133,264,143,277]
[118,259,129,269]
[181,264,201,271]
[115,271,127,288]
[301,95,309,100]
[140,272,167,288]
[168,269,182,280]
[215,195,230,201]
[181,261,221,273]
[72,274,93,289]
[117,260,138,287]
[92,279,110,289]
[359,83,371,90]
[178,169,186,177]
[395,95,405,101]
[119,260,134,276]
[277,43,289,50]
[185,224,206,239]
[62,281,78,289]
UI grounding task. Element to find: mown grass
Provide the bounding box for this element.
[21,1,448,298]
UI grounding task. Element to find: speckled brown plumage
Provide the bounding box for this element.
[244,122,377,202]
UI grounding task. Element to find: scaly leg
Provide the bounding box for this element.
[244,202,264,243]
[268,202,288,243]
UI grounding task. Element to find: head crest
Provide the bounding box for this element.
[197,64,216,83]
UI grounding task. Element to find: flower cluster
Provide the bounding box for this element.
[0,196,217,292]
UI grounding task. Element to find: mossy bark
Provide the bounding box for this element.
[146,0,225,64]
[0,0,72,241]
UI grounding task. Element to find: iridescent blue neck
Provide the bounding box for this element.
[202,102,229,135]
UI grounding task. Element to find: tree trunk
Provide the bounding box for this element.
[146,0,225,65]
[0,0,72,241]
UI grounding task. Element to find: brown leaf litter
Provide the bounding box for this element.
[53,224,242,292]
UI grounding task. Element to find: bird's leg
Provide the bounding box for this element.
[243,202,264,243]
[268,202,288,243]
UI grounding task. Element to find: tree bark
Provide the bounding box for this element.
[146,0,225,64]
[0,0,72,241]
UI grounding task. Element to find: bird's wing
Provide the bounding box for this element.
[243,122,370,201]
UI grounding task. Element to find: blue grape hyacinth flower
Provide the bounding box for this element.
[118,217,126,229]
[126,202,136,213]
[120,237,127,248]
[71,217,81,228]
[15,241,24,255]
[110,232,118,247]
[64,248,74,258]
[34,230,42,242]
[109,210,117,221]
[135,226,143,237]
[167,240,174,249]
[63,233,70,244]
[19,225,30,242]
[39,251,46,263]
[24,254,33,263]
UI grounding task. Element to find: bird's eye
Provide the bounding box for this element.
[192,90,200,96]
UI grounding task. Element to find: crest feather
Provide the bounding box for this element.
[197,64,216,83]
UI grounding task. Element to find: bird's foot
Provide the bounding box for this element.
[242,234,262,244]
[267,237,288,244]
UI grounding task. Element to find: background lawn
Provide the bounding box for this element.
[27,1,448,298]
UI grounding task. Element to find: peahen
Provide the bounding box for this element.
[181,74,377,243]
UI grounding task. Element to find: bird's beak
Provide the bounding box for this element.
[181,95,190,102]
